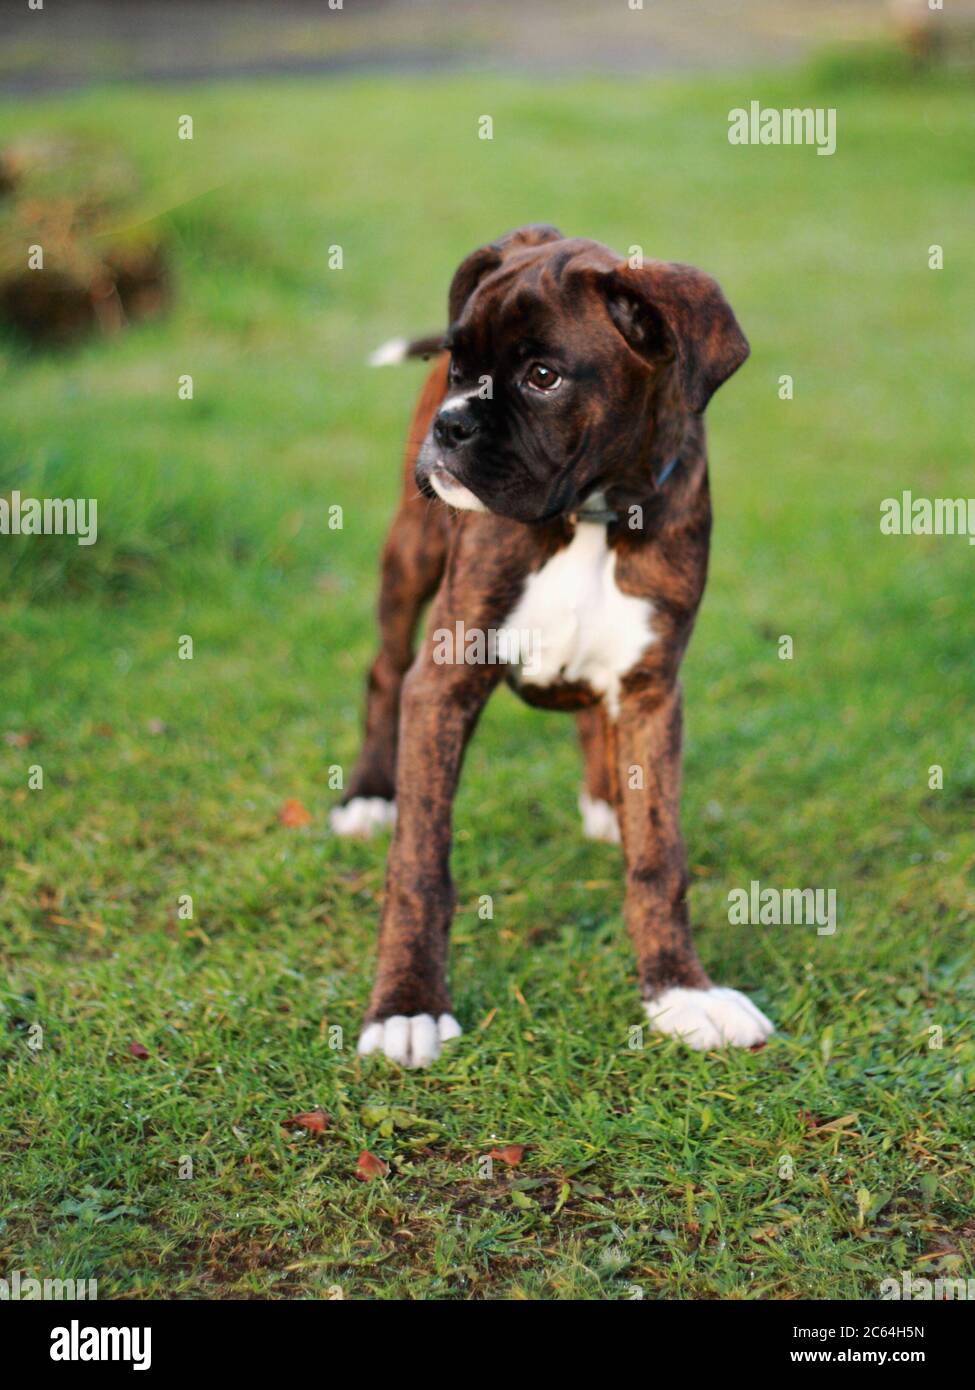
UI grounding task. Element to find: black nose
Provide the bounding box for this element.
[433,405,478,449]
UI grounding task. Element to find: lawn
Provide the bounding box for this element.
[1,57,973,1300]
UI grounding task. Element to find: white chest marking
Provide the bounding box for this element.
[503,521,655,716]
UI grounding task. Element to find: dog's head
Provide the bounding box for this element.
[416,225,749,523]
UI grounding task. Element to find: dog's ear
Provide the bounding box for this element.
[601,260,749,413]
[448,224,563,324]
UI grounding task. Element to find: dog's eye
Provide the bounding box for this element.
[524,363,562,392]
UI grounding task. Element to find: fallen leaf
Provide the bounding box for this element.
[285,1108,330,1133]
[4,731,33,748]
[279,798,313,828]
[489,1144,525,1167]
[356,1149,388,1181]
[361,1104,391,1127]
[127,1041,149,1060]
[812,1113,858,1134]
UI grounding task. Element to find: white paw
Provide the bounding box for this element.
[645,986,773,1050]
[579,791,621,844]
[329,796,397,839]
[357,1013,461,1068]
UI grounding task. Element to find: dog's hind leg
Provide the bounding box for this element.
[331,359,449,838]
[576,705,621,843]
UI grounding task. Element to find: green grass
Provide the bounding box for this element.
[1,60,974,1300]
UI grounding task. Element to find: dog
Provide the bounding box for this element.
[332,224,773,1067]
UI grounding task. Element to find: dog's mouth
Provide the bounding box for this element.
[427,460,488,514]
[417,437,580,525]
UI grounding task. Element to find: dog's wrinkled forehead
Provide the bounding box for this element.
[451,239,620,362]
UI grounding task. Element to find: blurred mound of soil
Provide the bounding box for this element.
[0,138,170,349]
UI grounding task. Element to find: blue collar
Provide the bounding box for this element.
[655,454,681,487]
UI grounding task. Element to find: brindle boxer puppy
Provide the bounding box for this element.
[332,224,773,1067]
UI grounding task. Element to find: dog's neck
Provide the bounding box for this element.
[573,455,682,525]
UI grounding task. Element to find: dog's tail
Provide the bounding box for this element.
[367,332,446,367]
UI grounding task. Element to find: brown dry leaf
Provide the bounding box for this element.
[279,798,313,828]
[285,1108,330,1133]
[355,1149,388,1181]
[128,1041,149,1060]
[811,1113,858,1134]
[4,731,34,748]
[489,1144,525,1167]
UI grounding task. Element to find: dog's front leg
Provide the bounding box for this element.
[614,682,774,1050]
[357,646,500,1068]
